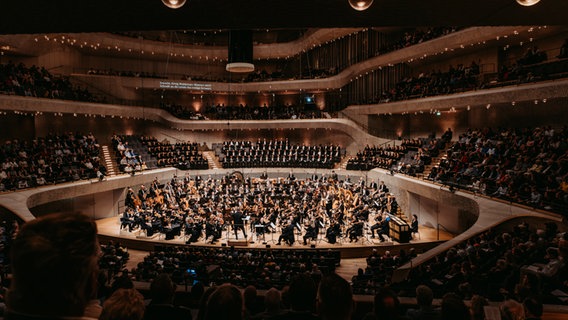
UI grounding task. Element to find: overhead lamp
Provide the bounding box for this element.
[349,0,374,11]
[162,0,186,9]
[516,0,541,6]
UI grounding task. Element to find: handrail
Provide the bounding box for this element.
[436,222,452,241]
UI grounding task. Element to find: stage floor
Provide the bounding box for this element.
[97,217,454,258]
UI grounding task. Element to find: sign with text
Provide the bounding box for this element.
[159,81,212,91]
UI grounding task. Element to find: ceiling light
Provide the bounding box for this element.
[516,0,541,6]
[349,0,374,11]
[162,0,186,9]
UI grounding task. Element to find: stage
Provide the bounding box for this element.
[96,216,454,259]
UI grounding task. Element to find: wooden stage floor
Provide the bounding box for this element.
[97,217,454,259]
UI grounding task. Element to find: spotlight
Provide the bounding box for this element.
[162,0,186,9]
[516,0,541,6]
[349,0,374,11]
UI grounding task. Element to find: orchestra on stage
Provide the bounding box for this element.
[120,172,403,246]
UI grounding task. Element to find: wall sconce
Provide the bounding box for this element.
[349,0,374,11]
[162,0,186,9]
[516,0,541,6]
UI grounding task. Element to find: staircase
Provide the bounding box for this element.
[101,145,118,176]
[336,156,352,170]
[203,151,221,169]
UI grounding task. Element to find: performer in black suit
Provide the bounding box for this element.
[325,220,341,244]
[303,220,317,245]
[232,209,247,240]
[410,214,419,237]
[347,220,364,242]
[277,221,295,246]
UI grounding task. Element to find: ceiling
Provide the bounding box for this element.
[1,0,568,35]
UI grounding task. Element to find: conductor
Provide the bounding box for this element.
[232,209,247,240]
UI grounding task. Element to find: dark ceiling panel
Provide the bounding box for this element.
[1,0,567,34]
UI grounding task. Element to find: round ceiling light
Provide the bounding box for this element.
[349,0,374,11]
[162,0,187,9]
[516,0,541,6]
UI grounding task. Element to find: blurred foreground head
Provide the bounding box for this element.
[7,213,99,317]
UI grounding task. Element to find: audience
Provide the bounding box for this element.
[429,126,568,214]
[0,61,98,102]
[0,132,102,190]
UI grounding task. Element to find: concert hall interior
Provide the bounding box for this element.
[0,1,568,319]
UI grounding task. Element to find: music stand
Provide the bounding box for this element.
[264,222,277,245]
[360,223,374,245]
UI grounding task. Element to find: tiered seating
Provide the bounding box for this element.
[111,135,157,174]
[133,246,340,289]
[428,126,568,214]
[0,132,101,190]
[0,62,98,102]
[215,139,342,169]
[396,222,567,304]
[140,137,208,170]
[346,132,450,175]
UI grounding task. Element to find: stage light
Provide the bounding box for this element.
[349,0,374,11]
[162,0,186,9]
[516,0,541,6]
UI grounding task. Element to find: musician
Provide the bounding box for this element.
[205,217,221,243]
[277,220,295,246]
[347,220,364,242]
[138,185,148,201]
[232,209,247,240]
[370,213,383,238]
[185,219,203,244]
[125,188,136,208]
[410,214,419,237]
[303,219,317,245]
[378,215,391,242]
[325,220,341,244]
[120,208,134,231]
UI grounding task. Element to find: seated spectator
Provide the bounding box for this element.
[274,274,318,320]
[204,284,243,320]
[100,288,145,320]
[500,299,525,320]
[405,285,440,320]
[5,212,101,319]
[252,287,283,320]
[317,273,353,320]
[440,293,469,320]
[144,274,193,320]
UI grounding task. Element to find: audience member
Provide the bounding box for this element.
[99,288,145,320]
[5,213,100,319]
[405,285,440,320]
[317,273,353,320]
[274,274,318,320]
[204,284,244,320]
[144,274,193,320]
[440,293,469,320]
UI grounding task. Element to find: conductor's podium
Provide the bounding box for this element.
[389,215,411,243]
